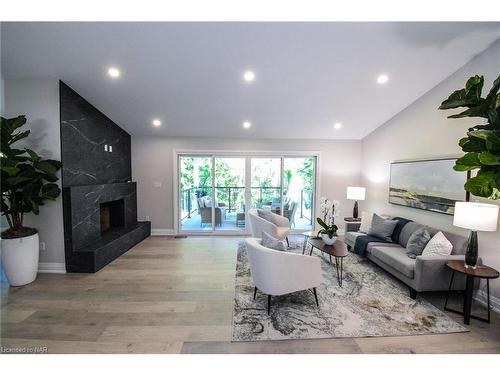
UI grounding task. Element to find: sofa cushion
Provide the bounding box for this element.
[371,246,416,279]
[366,241,402,255]
[398,221,424,247]
[367,214,398,242]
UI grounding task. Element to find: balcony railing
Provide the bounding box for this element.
[180,186,313,223]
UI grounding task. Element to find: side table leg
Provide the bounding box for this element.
[487,279,491,324]
[339,257,343,287]
[444,271,455,311]
[463,275,474,325]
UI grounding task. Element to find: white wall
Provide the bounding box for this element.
[361,41,500,299]
[3,80,65,270]
[132,136,362,232]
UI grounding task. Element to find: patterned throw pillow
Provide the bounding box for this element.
[367,214,398,242]
[421,231,453,256]
[359,211,372,233]
[261,231,287,251]
[406,227,431,259]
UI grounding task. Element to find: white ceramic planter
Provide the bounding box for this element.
[321,234,337,246]
[1,233,39,286]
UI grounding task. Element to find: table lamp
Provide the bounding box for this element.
[453,202,499,269]
[346,186,366,219]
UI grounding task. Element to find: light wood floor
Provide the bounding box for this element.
[1,236,499,354]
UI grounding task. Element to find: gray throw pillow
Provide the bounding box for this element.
[261,231,287,251]
[367,214,398,242]
[406,227,431,259]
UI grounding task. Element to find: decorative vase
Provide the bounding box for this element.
[321,234,337,246]
[1,232,39,286]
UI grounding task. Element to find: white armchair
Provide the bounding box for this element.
[245,238,322,314]
[247,209,290,244]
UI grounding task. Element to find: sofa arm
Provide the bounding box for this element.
[414,254,466,292]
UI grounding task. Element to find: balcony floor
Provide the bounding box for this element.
[180,211,312,232]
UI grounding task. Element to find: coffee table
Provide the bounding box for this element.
[308,238,348,287]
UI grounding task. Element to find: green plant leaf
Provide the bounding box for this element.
[36,160,57,174]
[1,166,20,176]
[479,151,500,165]
[459,137,484,152]
[454,152,481,172]
[25,149,39,162]
[6,176,32,186]
[464,171,499,198]
[40,183,61,199]
[449,104,489,119]
[316,217,328,230]
[439,75,484,110]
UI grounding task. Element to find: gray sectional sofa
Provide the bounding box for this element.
[345,220,469,298]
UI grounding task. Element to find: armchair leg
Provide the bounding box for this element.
[313,287,319,307]
[286,237,290,247]
[267,295,272,315]
[253,287,257,300]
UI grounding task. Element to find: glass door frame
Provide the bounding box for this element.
[173,150,320,236]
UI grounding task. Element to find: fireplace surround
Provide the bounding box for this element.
[60,81,150,273]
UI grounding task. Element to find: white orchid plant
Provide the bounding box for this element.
[316,197,340,238]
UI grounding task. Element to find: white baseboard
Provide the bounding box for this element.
[38,262,66,274]
[151,228,175,236]
[473,289,500,314]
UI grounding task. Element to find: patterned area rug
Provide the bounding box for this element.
[232,239,467,341]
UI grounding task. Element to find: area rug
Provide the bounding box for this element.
[231,239,467,341]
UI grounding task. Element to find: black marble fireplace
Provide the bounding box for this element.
[60,81,150,273]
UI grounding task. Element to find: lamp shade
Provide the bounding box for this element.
[347,186,366,201]
[453,202,499,231]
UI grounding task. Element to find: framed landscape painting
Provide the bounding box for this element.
[389,158,467,215]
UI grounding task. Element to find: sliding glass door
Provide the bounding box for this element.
[283,157,314,229]
[214,157,246,231]
[179,155,213,232]
[178,154,316,233]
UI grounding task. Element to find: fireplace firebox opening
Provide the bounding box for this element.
[100,199,125,233]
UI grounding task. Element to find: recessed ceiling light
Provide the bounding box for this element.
[152,119,161,127]
[243,71,255,82]
[333,122,342,130]
[243,121,252,129]
[107,67,121,78]
[377,74,389,84]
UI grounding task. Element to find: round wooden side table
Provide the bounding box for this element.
[444,260,499,325]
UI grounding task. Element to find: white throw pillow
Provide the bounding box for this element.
[422,231,453,256]
[359,211,372,233]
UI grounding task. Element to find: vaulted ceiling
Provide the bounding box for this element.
[2,22,500,139]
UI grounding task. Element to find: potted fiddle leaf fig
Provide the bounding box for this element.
[439,75,500,199]
[1,115,62,286]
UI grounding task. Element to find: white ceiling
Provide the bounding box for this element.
[2,22,500,139]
